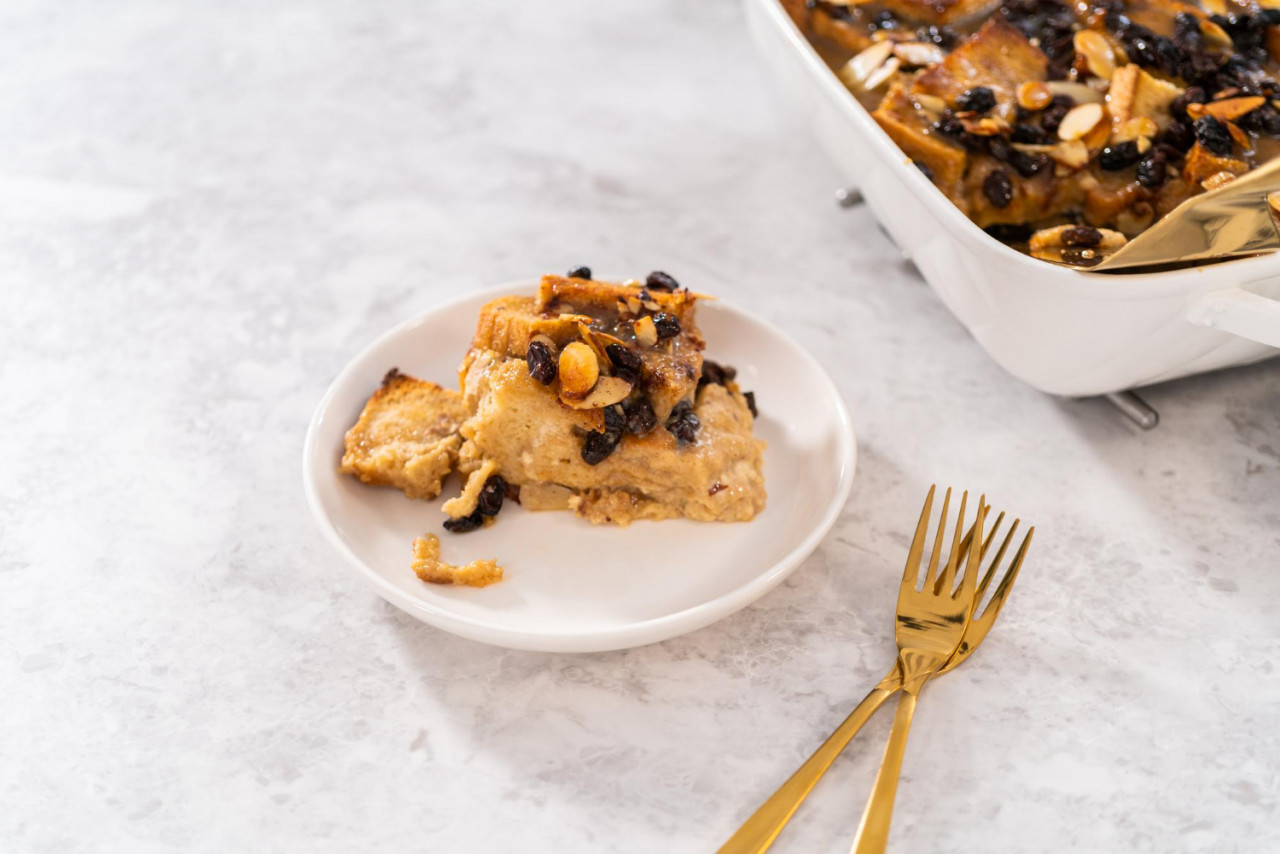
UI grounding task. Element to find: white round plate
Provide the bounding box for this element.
[303,280,856,652]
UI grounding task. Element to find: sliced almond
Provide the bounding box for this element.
[1202,170,1239,191]
[863,56,901,92]
[892,42,945,67]
[962,116,1008,137]
[1112,116,1159,143]
[839,40,894,91]
[1107,65,1184,130]
[1017,81,1053,112]
[1200,95,1266,122]
[1050,139,1091,169]
[912,93,948,117]
[575,321,610,366]
[1074,30,1116,79]
[562,376,633,410]
[1226,120,1253,151]
[1201,18,1232,50]
[1058,102,1104,141]
[1046,80,1105,104]
[557,341,599,399]
[633,316,658,348]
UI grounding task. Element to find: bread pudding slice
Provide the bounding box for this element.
[453,274,765,526]
[340,369,469,500]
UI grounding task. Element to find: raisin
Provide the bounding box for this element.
[1011,150,1050,178]
[645,271,680,292]
[1241,104,1280,136]
[653,312,681,339]
[1061,248,1103,267]
[699,359,737,388]
[915,160,934,182]
[982,170,1014,209]
[1171,13,1205,55]
[526,340,557,385]
[1098,141,1142,170]
[606,343,643,384]
[955,86,996,114]
[1040,95,1074,133]
[1012,123,1050,144]
[624,397,657,435]
[444,509,484,533]
[1161,120,1195,151]
[934,114,965,137]
[581,429,621,465]
[666,400,701,445]
[1136,152,1167,188]
[1170,86,1207,121]
[1061,226,1102,247]
[744,391,758,418]
[477,475,506,517]
[566,265,591,279]
[1194,116,1233,156]
[603,404,626,435]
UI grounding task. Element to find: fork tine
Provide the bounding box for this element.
[955,496,986,601]
[956,505,1001,567]
[923,487,951,589]
[901,485,936,587]
[935,490,968,594]
[987,527,1034,612]
[976,519,1020,610]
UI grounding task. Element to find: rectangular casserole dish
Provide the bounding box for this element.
[745,0,1280,396]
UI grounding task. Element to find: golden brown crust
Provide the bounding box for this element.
[411,535,503,587]
[874,83,968,196]
[913,19,1048,121]
[340,369,469,500]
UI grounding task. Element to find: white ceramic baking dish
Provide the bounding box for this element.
[745,0,1280,396]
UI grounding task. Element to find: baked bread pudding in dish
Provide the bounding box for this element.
[339,269,765,585]
[786,0,1280,265]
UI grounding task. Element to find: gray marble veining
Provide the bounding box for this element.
[2,1,1278,852]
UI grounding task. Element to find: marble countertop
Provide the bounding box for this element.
[3,1,1279,851]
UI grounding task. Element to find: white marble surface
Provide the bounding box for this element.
[3,1,1279,852]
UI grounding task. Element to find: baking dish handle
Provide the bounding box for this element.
[1186,286,1280,348]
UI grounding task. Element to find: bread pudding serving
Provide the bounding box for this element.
[339,269,766,585]
[785,0,1280,265]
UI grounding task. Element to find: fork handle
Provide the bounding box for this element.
[716,684,898,854]
[850,687,920,854]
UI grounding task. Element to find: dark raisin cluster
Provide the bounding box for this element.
[444,475,507,533]
[1098,141,1143,171]
[645,271,679,292]
[580,397,662,465]
[698,359,737,389]
[982,170,1014,209]
[1060,226,1102,247]
[526,340,557,385]
[566,265,591,279]
[954,86,996,115]
[1001,0,1077,77]
[666,400,701,445]
[1194,116,1234,156]
[652,312,681,340]
[606,343,643,384]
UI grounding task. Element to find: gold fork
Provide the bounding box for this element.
[719,487,1033,854]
